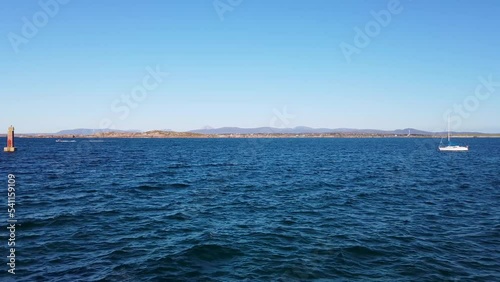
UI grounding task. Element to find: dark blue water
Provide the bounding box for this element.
[1,138,499,281]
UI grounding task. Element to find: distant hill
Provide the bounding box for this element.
[189,126,430,135]
[51,127,486,136]
[188,126,345,134]
[189,126,484,135]
[393,128,435,135]
[56,128,141,135]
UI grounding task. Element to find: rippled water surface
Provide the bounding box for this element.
[2,138,500,281]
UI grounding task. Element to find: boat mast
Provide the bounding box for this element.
[447,116,451,142]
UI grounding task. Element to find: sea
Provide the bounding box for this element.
[1,138,499,281]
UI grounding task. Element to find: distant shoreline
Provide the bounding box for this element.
[13,131,500,139]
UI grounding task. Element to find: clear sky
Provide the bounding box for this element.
[1,0,499,133]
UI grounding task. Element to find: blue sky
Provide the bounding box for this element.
[1,0,499,133]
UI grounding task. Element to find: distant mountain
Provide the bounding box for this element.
[189,126,488,135]
[394,128,484,135]
[56,128,141,135]
[53,127,486,136]
[393,128,434,135]
[189,127,330,134]
[189,126,434,135]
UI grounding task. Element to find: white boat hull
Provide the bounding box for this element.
[439,146,469,152]
[439,117,469,152]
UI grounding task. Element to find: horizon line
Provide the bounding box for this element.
[9,126,500,135]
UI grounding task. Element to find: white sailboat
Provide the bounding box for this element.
[439,117,469,152]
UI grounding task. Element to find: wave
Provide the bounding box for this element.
[179,244,243,262]
[166,212,191,221]
[136,183,191,190]
[341,245,388,257]
[21,213,82,229]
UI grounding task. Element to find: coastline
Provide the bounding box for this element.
[14,131,500,139]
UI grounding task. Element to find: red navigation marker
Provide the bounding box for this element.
[4,126,17,152]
